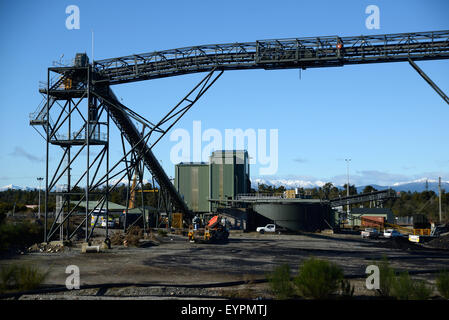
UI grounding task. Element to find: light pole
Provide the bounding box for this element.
[345,159,351,224]
[37,177,44,219]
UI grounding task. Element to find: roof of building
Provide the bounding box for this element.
[125,206,158,214]
[78,201,127,211]
[211,150,248,156]
[176,162,209,166]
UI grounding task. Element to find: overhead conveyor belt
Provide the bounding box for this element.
[329,189,397,208]
[93,30,449,85]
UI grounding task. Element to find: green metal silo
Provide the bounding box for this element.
[175,162,210,213]
[209,150,250,203]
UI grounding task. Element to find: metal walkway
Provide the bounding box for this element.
[92,30,449,85]
[329,189,397,208]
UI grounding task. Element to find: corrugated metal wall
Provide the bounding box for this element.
[175,163,209,212]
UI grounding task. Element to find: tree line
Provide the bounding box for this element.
[1,182,447,222]
[0,183,159,214]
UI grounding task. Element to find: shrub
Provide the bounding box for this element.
[0,220,43,252]
[0,264,47,293]
[293,257,344,299]
[391,272,432,300]
[377,257,396,297]
[411,280,433,300]
[0,212,6,224]
[267,264,295,299]
[436,271,449,299]
[391,272,415,300]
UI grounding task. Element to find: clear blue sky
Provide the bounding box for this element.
[0,0,448,188]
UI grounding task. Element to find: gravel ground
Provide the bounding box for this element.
[1,231,448,299]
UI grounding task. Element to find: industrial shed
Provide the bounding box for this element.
[350,207,395,227]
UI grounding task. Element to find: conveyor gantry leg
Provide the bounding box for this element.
[408,58,449,105]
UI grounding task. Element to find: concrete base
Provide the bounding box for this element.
[81,242,100,253]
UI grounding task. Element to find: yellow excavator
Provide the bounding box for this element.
[188,215,229,244]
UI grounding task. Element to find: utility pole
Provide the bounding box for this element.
[345,159,351,224]
[37,177,43,219]
[439,177,442,224]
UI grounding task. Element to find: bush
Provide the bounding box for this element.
[0,212,6,225]
[391,272,432,300]
[0,220,43,252]
[293,257,344,299]
[436,271,449,299]
[411,280,433,300]
[391,272,415,300]
[0,264,47,293]
[377,257,396,297]
[267,264,295,299]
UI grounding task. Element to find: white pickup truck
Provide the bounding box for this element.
[256,224,277,234]
[361,228,379,239]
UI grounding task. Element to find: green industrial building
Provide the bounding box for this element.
[175,162,210,212]
[174,150,250,213]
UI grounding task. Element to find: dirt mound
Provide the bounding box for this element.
[426,235,449,250]
[374,237,425,251]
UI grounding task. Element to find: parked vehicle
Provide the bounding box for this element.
[383,229,402,238]
[91,209,108,227]
[101,217,116,228]
[361,228,379,239]
[256,224,277,234]
[188,215,229,244]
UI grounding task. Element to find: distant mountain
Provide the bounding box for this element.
[251,178,326,189]
[0,184,36,192]
[390,180,449,193]
[251,178,449,193]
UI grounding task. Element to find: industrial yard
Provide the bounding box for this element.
[1,2,449,313]
[0,229,448,300]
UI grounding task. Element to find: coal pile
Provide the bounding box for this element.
[426,235,449,250]
[374,237,425,251]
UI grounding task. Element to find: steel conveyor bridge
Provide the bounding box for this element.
[93,30,449,84]
[32,30,449,242]
[329,189,397,208]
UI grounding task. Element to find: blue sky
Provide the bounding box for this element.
[0,0,448,189]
